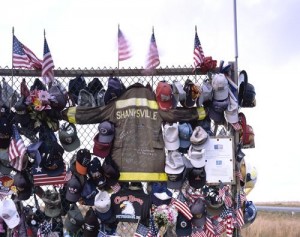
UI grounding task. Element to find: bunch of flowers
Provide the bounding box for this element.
[25,89,59,131]
[153,204,178,228]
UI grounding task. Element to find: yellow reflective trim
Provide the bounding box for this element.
[116,98,158,110]
[67,107,77,124]
[197,106,207,120]
[119,172,167,181]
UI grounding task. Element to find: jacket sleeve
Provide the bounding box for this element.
[158,107,206,123]
[61,102,115,124]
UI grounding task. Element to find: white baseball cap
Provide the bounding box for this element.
[165,151,185,174]
[94,190,111,213]
[0,199,20,229]
[212,74,229,101]
[187,146,206,168]
[163,123,180,151]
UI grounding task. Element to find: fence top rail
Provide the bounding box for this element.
[0,67,220,77]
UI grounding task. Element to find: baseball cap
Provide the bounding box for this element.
[208,103,225,124]
[66,175,83,203]
[156,81,173,111]
[163,123,180,151]
[41,142,65,177]
[151,182,172,206]
[75,149,91,175]
[166,170,185,190]
[104,76,125,105]
[172,80,186,104]
[190,198,206,228]
[102,158,120,186]
[176,212,192,236]
[165,151,185,175]
[187,146,205,168]
[0,149,13,175]
[197,80,213,106]
[58,122,80,152]
[27,141,43,166]
[48,84,67,111]
[42,189,62,218]
[212,73,229,101]
[0,116,12,149]
[81,179,99,206]
[83,208,100,237]
[98,121,115,143]
[178,123,193,149]
[0,199,20,229]
[14,97,31,127]
[64,204,84,234]
[87,157,107,188]
[188,167,206,189]
[225,95,239,124]
[190,126,208,149]
[94,190,113,222]
[180,79,199,108]
[13,171,32,201]
[93,134,112,158]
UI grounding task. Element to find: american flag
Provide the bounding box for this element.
[118,28,132,61]
[134,222,150,237]
[110,182,121,194]
[205,216,215,237]
[147,214,158,237]
[171,194,193,220]
[191,226,207,237]
[8,125,27,171]
[193,30,205,69]
[219,209,234,237]
[145,31,160,70]
[42,37,55,84]
[32,163,67,186]
[235,193,245,228]
[218,183,233,208]
[12,35,42,69]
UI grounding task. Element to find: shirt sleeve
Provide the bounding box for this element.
[158,107,206,123]
[61,102,115,124]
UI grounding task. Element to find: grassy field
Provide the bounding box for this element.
[239,211,300,237]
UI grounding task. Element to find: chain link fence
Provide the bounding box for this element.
[0,66,238,236]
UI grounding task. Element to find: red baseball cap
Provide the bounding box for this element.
[93,133,112,158]
[156,81,173,111]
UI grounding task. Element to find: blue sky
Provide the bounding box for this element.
[1,0,300,202]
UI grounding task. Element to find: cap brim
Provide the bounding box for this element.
[164,140,180,151]
[45,207,61,218]
[61,137,81,152]
[157,100,173,111]
[76,161,88,175]
[93,141,112,158]
[167,179,183,189]
[208,107,225,123]
[43,160,65,177]
[95,208,113,222]
[0,163,12,175]
[17,188,32,201]
[66,191,81,203]
[64,218,82,233]
[3,213,20,229]
[179,139,191,149]
[192,216,206,228]
[98,135,114,144]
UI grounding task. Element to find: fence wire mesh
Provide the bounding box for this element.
[0,66,237,236]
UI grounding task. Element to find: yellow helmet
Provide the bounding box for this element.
[240,159,257,195]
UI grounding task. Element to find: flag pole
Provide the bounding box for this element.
[194,25,197,83]
[11,26,15,109]
[11,27,15,83]
[151,26,154,89]
[233,0,239,84]
[117,24,120,71]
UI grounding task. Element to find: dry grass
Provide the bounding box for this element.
[239,211,300,237]
[255,201,300,207]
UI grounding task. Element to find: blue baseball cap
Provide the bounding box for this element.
[178,123,193,149]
